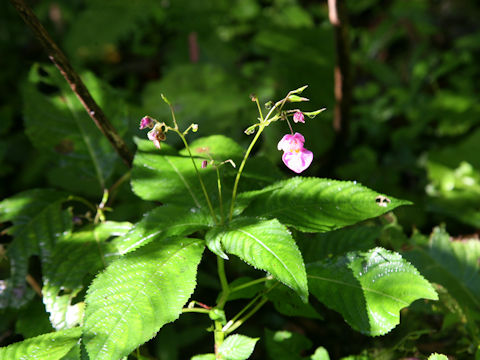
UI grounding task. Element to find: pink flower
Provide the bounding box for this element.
[277,132,313,174]
[147,126,166,149]
[293,111,305,123]
[139,116,154,129]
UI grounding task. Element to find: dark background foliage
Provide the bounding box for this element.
[1,0,480,358]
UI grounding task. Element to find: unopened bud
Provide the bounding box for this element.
[244,125,257,135]
[201,160,208,168]
[192,124,198,132]
[293,111,305,123]
[250,94,257,102]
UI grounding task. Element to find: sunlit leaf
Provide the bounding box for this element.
[0,327,81,360]
[0,189,71,308]
[404,226,480,314]
[308,248,438,336]
[83,238,205,360]
[207,217,308,301]
[43,221,132,330]
[113,205,212,255]
[218,334,258,360]
[240,177,410,232]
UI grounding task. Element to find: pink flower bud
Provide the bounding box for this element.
[277,132,313,173]
[201,160,208,168]
[139,116,154,129]
[293,111,305,123]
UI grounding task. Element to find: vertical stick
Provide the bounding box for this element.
[328,0,352,137]
[9,0,133,167]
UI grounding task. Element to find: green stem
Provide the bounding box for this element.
[228,123,265,221]
[223,294,262,333]
[176,130,219,225]
[225,297,269,335]
[214,320,225,359]
[181,308,211,314]
[215,167,225,224]
[229,277,270,294]
[216,256,229,309]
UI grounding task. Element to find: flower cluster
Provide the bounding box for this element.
[277,132,313,174]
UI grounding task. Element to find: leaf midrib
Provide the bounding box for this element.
[307,274,409,305]
[87,239,202,359]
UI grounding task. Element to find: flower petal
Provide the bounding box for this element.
[281,148,313,173]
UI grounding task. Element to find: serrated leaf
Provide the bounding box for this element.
[297,225,381,263]
[113,205,211,255]
[403,226,480,313]
[83,238,205,360]
[207,217,308,301]
[218,334,259,360]
[0,327,82,360]
[308,248,438,336]
[0,189,71,308]
[43,221,133,330]
[239,178,411,232]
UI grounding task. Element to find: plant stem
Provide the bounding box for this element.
[224,297,269,335]
[229,277,270,294]
[181,308,211,314]
[9,0,133,167]
[216,167,225,224]
[216,256,230,309]
[176,130,219,225]
[228,123,265,221]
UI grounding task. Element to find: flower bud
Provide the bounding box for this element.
[293,111,305,123]
[201,160,208,168]
[192,124,199,132]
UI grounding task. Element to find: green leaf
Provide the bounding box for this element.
[428,354,449,360]
[266,283,322,320]
[264,329,312,360]
[113,205,212,255]
[0,327,82,360]
[310,347,330,360]
[43,221,132,330]
[218,334,259,360]
[308,248,438,336]
[404,226,480,313]
[131,147,218,207]
[240,177,411,232]
[15,298,54,338]
[83,237,205,360]
[206,217,308,301]
[0,189,71,308]
[22,65,128,195]
[298,225,381,263]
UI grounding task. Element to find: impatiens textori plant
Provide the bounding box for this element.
[0,85,438,360]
